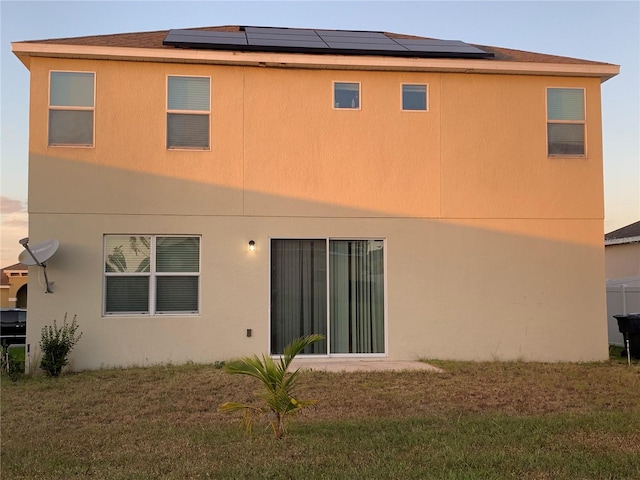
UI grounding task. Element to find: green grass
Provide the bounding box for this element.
[2,358,639,479]
[1,345,26,381]
[7,345,25,366]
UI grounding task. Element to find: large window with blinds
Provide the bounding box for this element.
[104,235,200,315]
[167,75,210,149]
[547,87,586,156]
[48,71,95,146]
[270,239,385,355]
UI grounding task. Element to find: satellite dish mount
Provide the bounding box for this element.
[18,237,59,293]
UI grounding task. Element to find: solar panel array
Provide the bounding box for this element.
[163,27,494,59]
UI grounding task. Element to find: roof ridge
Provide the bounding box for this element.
[12,25,619,69]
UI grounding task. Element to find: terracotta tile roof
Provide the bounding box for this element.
[605,221,640,241]
[17,25,614,66]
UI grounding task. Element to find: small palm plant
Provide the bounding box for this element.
[218,334,324,439]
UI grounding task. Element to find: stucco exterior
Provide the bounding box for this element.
[1,264,28,309]
[605,221,640,282]
[606,243,640,281]
[13,27,619,370]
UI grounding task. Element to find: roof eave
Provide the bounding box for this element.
[11,42,620,81]
[605,236,640,246]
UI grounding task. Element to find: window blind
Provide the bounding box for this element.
[48,110,93,145]
[104,235,200,315]
[548,124,585,155]
[105,277,150,313]
[547,88,584,121]
[167,114,209,149]
[168,76,210,111]
[50,72,94,107]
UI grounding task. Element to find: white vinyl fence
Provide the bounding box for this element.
[606,277,640,346]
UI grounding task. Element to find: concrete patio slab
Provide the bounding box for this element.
[290,359,443,373]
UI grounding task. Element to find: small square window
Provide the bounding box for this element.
[402,84,427,111]
[334,82,360,109]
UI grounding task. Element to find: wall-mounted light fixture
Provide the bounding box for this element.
[248,240,256,252]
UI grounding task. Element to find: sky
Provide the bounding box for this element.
[1,0,639,266]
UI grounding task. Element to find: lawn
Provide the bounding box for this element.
[1,355,639,479]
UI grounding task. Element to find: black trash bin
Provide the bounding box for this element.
[614,313,640,360]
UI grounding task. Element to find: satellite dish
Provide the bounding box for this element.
[19,239,60,266]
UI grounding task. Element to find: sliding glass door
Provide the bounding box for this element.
[271,239,385,355]
[270,239,328,354]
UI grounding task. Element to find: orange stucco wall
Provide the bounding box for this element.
[27,58,603,220]
[23,55,609,369]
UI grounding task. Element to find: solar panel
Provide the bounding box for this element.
[247,33,321,41]
[316,30,388,39]
[245,27,318,37]
[250,38,328,49]
[162,27,494,59]
[320,35,398,45]
[324,41,407,52]
[246,31,324,50]
[164,30,247,46]
[395,38,489,57]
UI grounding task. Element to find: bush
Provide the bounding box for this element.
[39,313,82,377]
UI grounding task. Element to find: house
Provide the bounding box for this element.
[11,26,619,370]
[604,220,640,345]
[0,263,28,309]
[605,221,640,283]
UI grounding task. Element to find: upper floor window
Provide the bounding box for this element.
[167,76,210,149]
[104,235,200,315]
[402,84,427,111]
[334,82,360,109]
[547,87,585,156]
[48,71,95,147]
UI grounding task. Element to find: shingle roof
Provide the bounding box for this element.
[605,221,640,241]
[16,25,615,66]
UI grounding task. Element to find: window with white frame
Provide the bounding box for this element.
[547,87,585,156]
[402,84,427,111]
[334,82,360,109]
[270,238,385,355]
[167,76,210,149]
[48,71,95,146]
[104,235,200,315]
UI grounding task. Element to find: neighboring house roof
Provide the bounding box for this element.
[11,25,619,82]
[1,263,28,287]
[605,221,640,246]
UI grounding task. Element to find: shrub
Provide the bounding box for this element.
[39,313,82,377]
